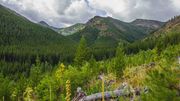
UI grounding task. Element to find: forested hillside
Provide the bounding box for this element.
[125,16,180,54]
[0,4,180,101]
[68,16,164,59]
[0,4,77,78]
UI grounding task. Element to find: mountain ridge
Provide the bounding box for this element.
[131,19,165,28]
[55,15,165,37]
[0,4,169,60]
[68,16,164,44]
[66,16,164,58]
[38,21,59,32]
[125,15,180,54]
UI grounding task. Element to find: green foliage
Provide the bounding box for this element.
[68,16,154,61]
[0,74,14,101]
[74,36,89,66]
[142,63,180,101]
[114,43,125,77]
[0,4,77,77]
[0,4,180,101]
[0,44,179,101]
[125,28,180,54]
[29,57,43,87]
[35,76,57,101]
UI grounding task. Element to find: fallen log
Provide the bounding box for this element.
[73,83,142,101]
[83,90,130,101]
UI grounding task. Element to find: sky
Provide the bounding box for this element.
[0,0,180,28]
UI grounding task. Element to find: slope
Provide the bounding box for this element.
[68,16,163,58]
[58,23,85,36]
[38,21,59,32]
[131,19,165,33]
[125,16,180,54]
[70,16,150,42]
[0,4,77,64]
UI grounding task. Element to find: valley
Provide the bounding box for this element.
[0,3,179,101]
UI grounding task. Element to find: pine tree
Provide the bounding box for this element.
[114,43,125,77]
[74,36,88,66]
[30,56,42,87]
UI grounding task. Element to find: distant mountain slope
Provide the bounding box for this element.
[0,4,76,63]
[87,16,149,41]
[149,16,180,37]
[68,16,165,43]
[125,16,180,54]
[68,16,162,47]
[58,23,85,36]
[38,21,59,32]
[131,19,165,33]
[38,21,49,27]
[67,16,164,58]
[0,4,167,61]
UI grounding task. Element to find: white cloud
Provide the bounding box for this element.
[62,0,96,23]
[0,0,180,27]
[0,0,59,23]
[0,0,100,27]
[89,0,128,17]
[171,0,180,9]
[88,0,180,21]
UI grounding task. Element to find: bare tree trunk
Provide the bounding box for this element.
[83,90,129,101]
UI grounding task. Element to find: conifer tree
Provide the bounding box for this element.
[114,43,125,77]
[30,56,42,87]
[74,36,88,66]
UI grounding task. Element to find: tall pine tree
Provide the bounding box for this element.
[74,36,88,66]
[114,43,125,77]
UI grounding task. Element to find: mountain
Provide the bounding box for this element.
[142,16,180,40]
[149,16,180,37]
[0,4,76,64]
[68,16,165,43]
[58,23,85,36]
[38,21,85,36]
[38,21,59,32]
[88,16,149,41]
[38,21,49,27]
[0,4,179,101]
[131,19,165,33]
[69,16,164,47]
[125,16,180,54]
[67,16,164,58]
[0,4,167,61]
[69,16,151,43]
